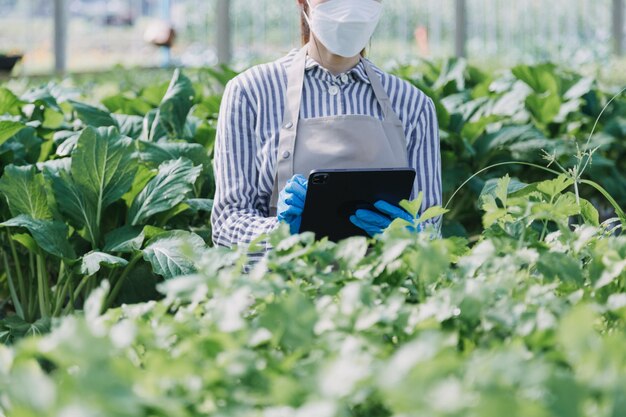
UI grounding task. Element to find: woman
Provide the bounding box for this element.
[211,0,441,258]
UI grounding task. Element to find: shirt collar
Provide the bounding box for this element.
[304,55,371,84]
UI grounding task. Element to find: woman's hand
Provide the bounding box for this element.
[350,200,421,237]
[277,174,308,234]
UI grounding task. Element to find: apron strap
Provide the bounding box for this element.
[270,46,309,212]
[361,58,403,127]
[283,46,308,135]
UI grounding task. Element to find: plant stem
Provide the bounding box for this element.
[2,249,24,319]
[72,274,93,304]
[63,277,76,315]
[27,252,36,320]
[52,262,72,317]
[53,260,65,307]
[6,231,27,314]
[104,254,143,311]
[577,87,626,177]
[539,195,556,241]
[580,179,626,228]
[63,273,92,315]
[36,255,50,318]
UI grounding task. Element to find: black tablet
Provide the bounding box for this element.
[299,168,416,242]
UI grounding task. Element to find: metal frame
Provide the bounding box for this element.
[217,0,232,65]
[455,0,467,58]
[614,0,625,56]
[53,0,67,74]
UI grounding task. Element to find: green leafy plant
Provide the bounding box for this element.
[0,174,625,416]
[392,59,626,236]
[0,70,228,340]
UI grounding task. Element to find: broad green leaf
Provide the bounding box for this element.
[54,131,80,157]
[142,230,205,279]
[69,100,118,128]
[103,226,145,253]
[531,193,581,222]
[21,85,63,113]
[186,199,214,213]
[101,94,153,116]
[0,121,26,146]
[258,291,317,352]
[140,82,170,107]
[509,138,564,158]
[137,140,209,168]
[334,236,369,268]
[153,202,193,225]
[564,77,594,100]
[0,316,51,341]
[128,158,202,226]
[38,157,71,174]
[112,114,144,139]
[122,165,157,208]
[44,166,99,245]
[1,215,75,259]
[204,65,239,88]
[553,193,585,219]
[152,69,195,140]
[579,199,600,227]
[400,192,424,218]
[511,64,560,94]
[432,58,468,93]
[537,251,584,285]
[461,115,499,143]
[193,95,222,119]
[142,225,167,240]
[418,206,450,224]
[113,261,162,305]
[142,108,166,142]
[11,233,39,252]
[526,92,561,125]
[0,164,51,219]
[495,175,511,207]
[537,175,574,198]
[491,81,529,117]
[480,177,528,210]
[474,124,544,156]
[557,305,598,363]
[481,194,512,228]
[72,126,137,223]
[80,251,128,276]
[594,255,626,290]
[0,126,43,166]
[554,99,583,124]
[42,108,65,130]
[0,87,22,115]
[52,130,78,145]
[38,138,55,164]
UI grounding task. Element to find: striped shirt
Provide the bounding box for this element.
[211,48,442,255]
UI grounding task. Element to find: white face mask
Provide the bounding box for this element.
[303,0,383,58]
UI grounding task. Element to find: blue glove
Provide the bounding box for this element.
[350,200,421,238]
[277,174,308,234]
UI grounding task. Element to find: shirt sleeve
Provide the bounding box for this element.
[408,96,443,236]
[211,78,280,250]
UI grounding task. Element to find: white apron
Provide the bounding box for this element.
[269,46,409,216]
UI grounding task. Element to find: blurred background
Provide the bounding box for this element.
[0,0,624,78]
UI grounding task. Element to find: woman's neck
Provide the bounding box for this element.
[307,37,360,76]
